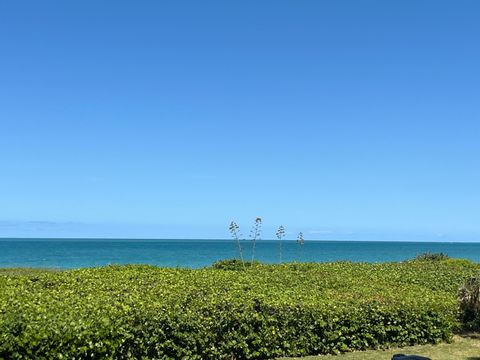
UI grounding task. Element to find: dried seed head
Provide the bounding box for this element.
[229,221,239,233]
[297,232,305,245]
[276,225,285,239]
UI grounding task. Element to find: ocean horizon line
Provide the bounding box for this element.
[1,237,479,243]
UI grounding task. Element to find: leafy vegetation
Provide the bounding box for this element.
[459,273,480,330]
[210,259,261,270]
[414,252,450,261]
[0,259,479,359]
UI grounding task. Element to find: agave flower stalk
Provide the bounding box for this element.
[297,232,305,261]
[229,221,245,270]
[250,217,262,262]
[276,225,285,263]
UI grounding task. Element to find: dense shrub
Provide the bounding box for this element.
[0,260,478,359]
[459,273,480,330]
[414,252,450,261]
[211,259,261,270]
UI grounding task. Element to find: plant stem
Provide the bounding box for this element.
[251,218,262,262]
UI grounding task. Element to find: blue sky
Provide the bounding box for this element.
[1,1,479,240]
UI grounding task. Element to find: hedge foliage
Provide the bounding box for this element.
[0,259,479,359]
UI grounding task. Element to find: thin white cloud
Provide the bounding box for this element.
[308,230,334,235]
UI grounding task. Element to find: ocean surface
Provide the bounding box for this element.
[1,238,480,269]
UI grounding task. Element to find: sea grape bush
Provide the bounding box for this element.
[0,259,479,359]
[414,252,450,261]
[211,259,261,270]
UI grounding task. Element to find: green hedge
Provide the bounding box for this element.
[0,259,478,359]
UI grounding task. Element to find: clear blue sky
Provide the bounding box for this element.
[1,1,479,240]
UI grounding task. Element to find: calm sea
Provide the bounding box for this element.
[0,238,480,269]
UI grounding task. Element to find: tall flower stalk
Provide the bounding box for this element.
[250,217,262,262]
[229,221,245,270]
[276,225,285,263]
[297,232,305,261]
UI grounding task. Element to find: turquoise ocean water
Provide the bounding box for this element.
[1,238,480,269]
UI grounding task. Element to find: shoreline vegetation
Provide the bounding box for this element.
[1,256,480,359]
